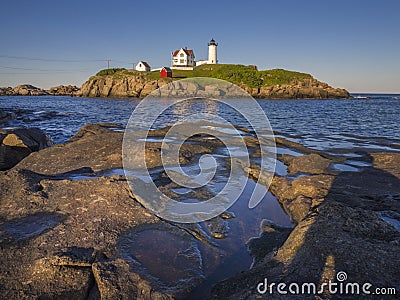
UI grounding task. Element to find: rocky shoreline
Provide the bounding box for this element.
[0,84,80,97]
[0,77,350,99]
[0,118,399,298]
[78,76,350,99]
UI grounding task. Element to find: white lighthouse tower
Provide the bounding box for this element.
[208,38,218,64]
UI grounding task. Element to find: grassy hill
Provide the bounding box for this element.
[85,64,349,99]
[95,64,313,89]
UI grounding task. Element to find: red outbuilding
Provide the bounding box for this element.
[160,67,172,78]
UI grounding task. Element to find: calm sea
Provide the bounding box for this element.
[0,94,399,151]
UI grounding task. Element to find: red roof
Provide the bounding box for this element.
[172,48,194,57]
[139,61,150,68]
[161,67,172,72]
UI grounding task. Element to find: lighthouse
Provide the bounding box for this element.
[208,38,218,64]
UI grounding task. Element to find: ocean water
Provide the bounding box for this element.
[0,94,399,149]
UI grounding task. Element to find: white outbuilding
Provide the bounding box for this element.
[136,61,151,72]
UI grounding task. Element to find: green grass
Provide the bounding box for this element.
[96,68,127,76]
[94,64,313,88]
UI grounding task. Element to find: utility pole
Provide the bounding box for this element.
[106,59,111,69]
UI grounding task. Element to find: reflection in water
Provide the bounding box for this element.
[119,137,291,298]
[1,96,399,150]
[331,163,360,172]
[118,226,203,289]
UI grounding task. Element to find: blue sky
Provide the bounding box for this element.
[0,0,399,92]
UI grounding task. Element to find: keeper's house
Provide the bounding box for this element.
[171,47,195,70]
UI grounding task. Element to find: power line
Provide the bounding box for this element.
[0,65,95,72]
[0,55,134,65]
[0,55,106,63]
[0,71,91,75]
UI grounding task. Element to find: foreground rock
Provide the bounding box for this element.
[1,123,399,299]
[0,127,53,170]
[0,124,219,299]
[212,152,400,299]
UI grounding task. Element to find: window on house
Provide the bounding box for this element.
[180,59,184,64]
[180,53,184,57]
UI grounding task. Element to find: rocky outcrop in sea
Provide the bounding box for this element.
[0,84,48,96]
[251,78,349,99]
[0,74,349,99]
[47,85,80,96]
[78,75,350,99]
[0,84,80,96]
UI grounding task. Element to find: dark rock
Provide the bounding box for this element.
[0,109,15,124]
[247,220,292,263]
[92,259,173,299]
[0,128,53,170]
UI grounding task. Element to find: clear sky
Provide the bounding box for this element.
[0,0,399,93]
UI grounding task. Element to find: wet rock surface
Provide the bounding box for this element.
[0,123,245,298]
[1,123,399,299]
[211,151,400,298]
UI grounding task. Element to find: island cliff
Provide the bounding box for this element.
[78,65,350,99]
[0,65,350,99]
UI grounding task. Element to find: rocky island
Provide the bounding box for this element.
[79,65,350,99]
[0,84,80,97]
[0,65,350,99]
